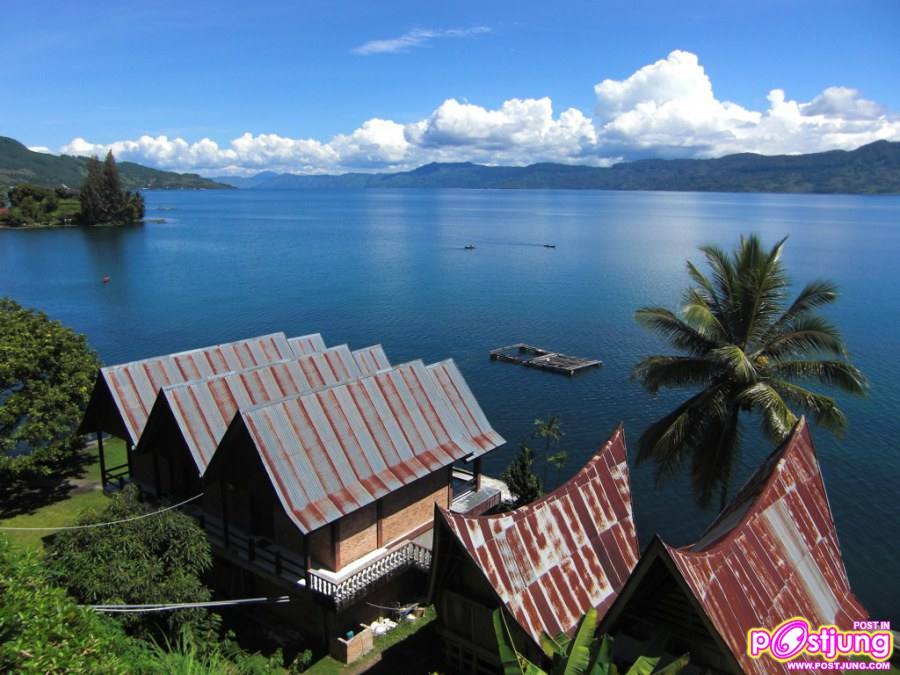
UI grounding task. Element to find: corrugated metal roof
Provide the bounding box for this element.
[664,418,868,675]
[289,333,327,356]
[428,360,505,458]
[352,344,391,375]
[223,359,505,534]
[436,426,639,647]
[150,344,366,473]
[96,332,295,444]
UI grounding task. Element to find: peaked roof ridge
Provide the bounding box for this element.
[100,331,290,374]
[441,422,627,526]
[237,357,431,417]
[677,416,814,555]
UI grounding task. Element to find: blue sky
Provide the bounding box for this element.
[4,0,899,174]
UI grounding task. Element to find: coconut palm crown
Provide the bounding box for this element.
[632,234,867,510]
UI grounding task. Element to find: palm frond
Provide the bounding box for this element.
[737,382,797,441]
[760,315,848,359]
[689,405,739,510]
[769,379,849,436]
[768,359,868,395]
[709,345,756,383]
[699,245,738,323]
[759,279,839,343]
[682,288,729,342]
[637,386,726,481]
[739,235,789,348]
[631,356,720,394]
[634,307,721,355]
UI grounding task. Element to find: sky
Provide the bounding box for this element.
[3,0,899,176]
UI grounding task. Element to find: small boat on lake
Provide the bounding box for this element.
[543,244,556,248]
[102,276,111,283]
[464,245,476,250]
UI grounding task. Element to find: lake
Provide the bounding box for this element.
[2,188,898,621]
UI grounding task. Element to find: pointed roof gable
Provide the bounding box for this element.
[436,426,639,647]
[601,419,868,675]
[144,344,368,473]
[210,359,505,534]
[80,332,296,444]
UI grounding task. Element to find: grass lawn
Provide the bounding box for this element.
[306,606,438,674]
[0,437,126,550]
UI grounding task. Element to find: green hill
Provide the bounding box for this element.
[0,137,231,191]
[221,141,900,194]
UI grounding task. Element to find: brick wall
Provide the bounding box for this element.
[381,467,450,545]
[337,503,378,567]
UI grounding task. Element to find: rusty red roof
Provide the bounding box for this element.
[436,426,639,647]
[84,332,297,444]
[288,333,327,356]
[352,344,391,375]
[145,344,368,473]
[664,418,868,675]
[213,359,505,534]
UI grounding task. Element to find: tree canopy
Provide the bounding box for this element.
[79,151,145,225]
[44,486,214,642]
[632,234,867,509]
[0,298,99,474]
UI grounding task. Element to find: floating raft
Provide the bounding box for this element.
[489,343,602,376]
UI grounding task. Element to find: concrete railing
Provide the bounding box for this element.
[308,540,432,608]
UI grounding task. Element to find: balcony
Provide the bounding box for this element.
[193,510,431,609]
[307,539,432,609]
[450,467,505,516]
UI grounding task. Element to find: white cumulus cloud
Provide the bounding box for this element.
[57,50,900,175]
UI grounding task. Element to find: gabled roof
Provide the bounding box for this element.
[288,333,327,357]
[210,359,505,534]
[142,344,368,473]
[352,344,391,375]
[81,332,296,444]
[663,418,867,675]
[598,418,868,675]
[436,426,639,647]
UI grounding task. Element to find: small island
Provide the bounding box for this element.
[1,152,143,228]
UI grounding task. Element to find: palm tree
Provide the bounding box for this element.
[533,415,564,488]
[632,234,867,510]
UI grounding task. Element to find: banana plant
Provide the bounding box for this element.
[493,608,689,675]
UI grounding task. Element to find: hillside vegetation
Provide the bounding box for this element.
[216,140,900,194]
[0,137,230,191]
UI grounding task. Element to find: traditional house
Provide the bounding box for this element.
[79,332,320,486]
[193,356,505,640]
[428,425,640,674]
[597,418,869,674]
[131,343,391,499]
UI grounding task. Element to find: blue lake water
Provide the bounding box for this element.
[2,188,898,621]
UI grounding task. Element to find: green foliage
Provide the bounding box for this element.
[0,535,142,674]
[0,298,100,474]
[632,234,868,509]
[44,485,214,642]
[0,136,231,191]
[501,441,543,507]
[493,608,689,675]
[79,152,146,225]
[534,415,565,488]
[0,182,73,226]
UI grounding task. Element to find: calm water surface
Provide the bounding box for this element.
[2,188,898,621]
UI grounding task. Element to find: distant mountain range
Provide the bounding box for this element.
[0,137,231,191]
[214,141,900,194]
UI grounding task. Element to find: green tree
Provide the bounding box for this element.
[0,298,100,475]
[44,485,215,642]
[501,441,543,507]
[79,152,144,225]
[632,234,867,509]
[533,415,564,488]
[493,608,689,675]
[0,535,143,674]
